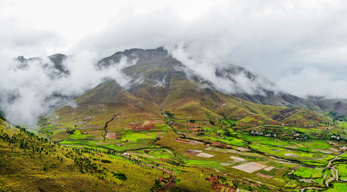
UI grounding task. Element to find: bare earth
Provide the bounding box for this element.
[284,153,299,157]
[106,133,116,139]
[185,149,202,155]
[196,152,214,158]
[229,156,246,162]
[232,162,267,173]
[263,166,275,171]
[256,173,273,179]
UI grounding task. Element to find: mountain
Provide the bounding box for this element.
[4,54,75,114]
[8,47,347,192]
[97,47,323,110]
[42,47,329,140]
[307,96,347,120]
[12,48,328,114]
[15,53,69,77]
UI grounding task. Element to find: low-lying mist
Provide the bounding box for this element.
[166,44,277,95]
[0,51,134,129]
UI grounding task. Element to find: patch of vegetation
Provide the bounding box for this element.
[112,172,127,180]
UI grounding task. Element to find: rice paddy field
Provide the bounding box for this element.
[35,113,347,192]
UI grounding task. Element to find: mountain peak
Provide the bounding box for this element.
[97,47,170,69]
[14,53,69,75]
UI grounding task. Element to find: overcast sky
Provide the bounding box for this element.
[1,0,347,99]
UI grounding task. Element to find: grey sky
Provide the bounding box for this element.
[1,0,347,102]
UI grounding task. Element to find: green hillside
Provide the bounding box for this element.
[4,48,347,191]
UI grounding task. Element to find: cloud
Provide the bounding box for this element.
[165,43,276,95]
[1,0,347,127]
[276,67,347,98]
[0,51,134,128]
[74,0,347,99]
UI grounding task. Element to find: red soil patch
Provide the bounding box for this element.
[159,159,171,162]
[207,176,236,192]
[211,142,227,149]
[129,122,155,130]
[172,122,180,127]
[152,120,165,124]
[269,121,279,125]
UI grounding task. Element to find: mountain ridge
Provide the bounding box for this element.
[12,47,347,119]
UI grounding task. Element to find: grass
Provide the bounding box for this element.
[145,149,174,159]
[337,164,347,178]
[70,130,89,140]
[203,135,246,147]
[184,159,226,170]
[293,167,324,178]
[121,132,156,142]
[324,183,347,192]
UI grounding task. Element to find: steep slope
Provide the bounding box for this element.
[98,47,323,110]
[11,47,329,115]
[44,47,329,135]
[308,96,347,120]
[0,117,167,192]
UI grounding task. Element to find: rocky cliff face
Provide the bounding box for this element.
[334,101,347,116]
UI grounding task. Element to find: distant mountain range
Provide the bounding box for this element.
[11,47,347,120]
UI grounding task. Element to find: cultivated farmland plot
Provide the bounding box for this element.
[232,162,267,173]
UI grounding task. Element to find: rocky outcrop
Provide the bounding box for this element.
[334,101,347,116]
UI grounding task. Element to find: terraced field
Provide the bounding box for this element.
[36,107,347,191]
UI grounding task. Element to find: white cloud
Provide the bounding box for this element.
[277,67,347,99]
[0,51,134,128]
[2,0,347,127]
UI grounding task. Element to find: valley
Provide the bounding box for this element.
[35,108,347,191]
[2,48,347,192]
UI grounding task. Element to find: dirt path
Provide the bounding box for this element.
[332,167,339,181]
[327,152,344,167]
[132,152,158,159]
[322,152,344,188]
[300,187,325,192]
[326,174,335,187]
[324,152,344,187]
[157,174,176,192]
[102,113,121,141]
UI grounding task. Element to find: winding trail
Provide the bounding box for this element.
[103,113,121,141]
[316,152,345,189]
[327,152,344,168]
[324,152,345,187]
[332,167,339,181]
[300,187,325,192]
[157,173,176,192]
